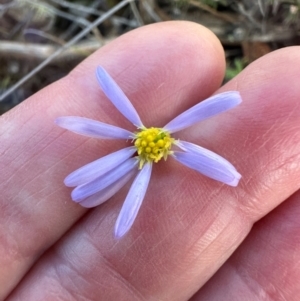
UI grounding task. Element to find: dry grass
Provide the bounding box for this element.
[0,0,299,113]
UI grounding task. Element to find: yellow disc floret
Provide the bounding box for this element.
[134,127,174,169]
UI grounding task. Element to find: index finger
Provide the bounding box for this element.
[0,21,225,298]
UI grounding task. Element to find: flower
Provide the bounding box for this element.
[56,66,242,238]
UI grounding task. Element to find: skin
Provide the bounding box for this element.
[0,21,300,301]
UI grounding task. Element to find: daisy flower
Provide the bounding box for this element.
[56,66,242,238]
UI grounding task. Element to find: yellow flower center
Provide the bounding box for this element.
[134,127,175,169]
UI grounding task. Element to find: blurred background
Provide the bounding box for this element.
[0,0,299,114]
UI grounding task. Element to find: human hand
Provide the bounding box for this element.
[1,21,300,300]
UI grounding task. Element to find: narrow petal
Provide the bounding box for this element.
[71,158,138,202]
[176,141,237,171]
[173,148,241,187]
[79,169,136,208]
[164,91,242,133]
[96,66,143,127]
[114,163,152,238]
[55,116,133,139]
[65,147,136,187]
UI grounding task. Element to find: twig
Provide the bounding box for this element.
[130,1,144,26]
[0,40,112,62]
[53,0,103,41]
[0,0,133,102]
[50,0,102,15]
[236,3,261,28]
[257,0,265,17]
[272,0,280,15]
[49,0,138,27]
[22,0,102,41]
[23,28,66,45]
[141,0,161,22]
[189,0,238,24]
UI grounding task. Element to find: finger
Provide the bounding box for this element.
[0,21,225,299]
[191,191,300,301]
[7,47,300,300]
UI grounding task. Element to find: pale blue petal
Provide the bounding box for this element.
[96,66,143,127]
[176,141,237,171]
[114,163,152,238]
[78,170,136,208]
[164,91,242,133]
[55,116,133,139]
[173,149,241,187]
[65,147,136,187]
[72,158,138,202]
